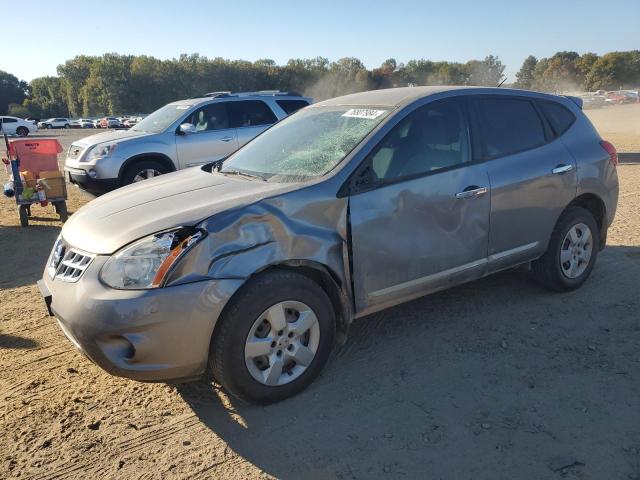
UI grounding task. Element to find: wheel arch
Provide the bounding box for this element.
[213,260,352,349]
[118,153,177,183]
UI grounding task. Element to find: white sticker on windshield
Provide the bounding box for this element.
[175,105,190,110]
[342,108,385,119]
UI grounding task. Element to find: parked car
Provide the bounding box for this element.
[123,117,139,128]
[64,91,312,193]
[41,86,619,404]
[99,117,122,129]
[605,91,635,104]
[579,93,606,109]
[38,118,70,129]
[77,118,95,128]
[0,116,38,136]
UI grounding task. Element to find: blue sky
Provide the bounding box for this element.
[2,0,638,82]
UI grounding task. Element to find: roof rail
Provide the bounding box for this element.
[194,90,306,99]
[199,91,231,98]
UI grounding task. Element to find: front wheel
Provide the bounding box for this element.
[16,127,29,137]
[121,160,169,186]
[46,124,52,129]
[209,270,336,404]
[532,206,599,292]
[64,124,70,129]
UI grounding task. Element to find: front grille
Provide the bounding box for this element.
[48,238,94,282]
[67,144,84,160]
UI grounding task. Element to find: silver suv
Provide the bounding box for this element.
[41,86,618,404]
[64,91,311,193]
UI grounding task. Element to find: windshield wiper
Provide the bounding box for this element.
[221,169,266,181]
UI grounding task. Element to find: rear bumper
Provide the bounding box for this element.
[39,258,243,382]
[65,167,119,194]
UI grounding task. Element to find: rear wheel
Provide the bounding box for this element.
[532,206,599,291]
[121,160,169,186]
[209,270,336,404]
[16,126,28,137]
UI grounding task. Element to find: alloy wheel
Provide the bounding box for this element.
[132,169,161,182]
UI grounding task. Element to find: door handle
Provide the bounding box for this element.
[552,164,573,174]
[455,186,488,199]
[221,136,233,142]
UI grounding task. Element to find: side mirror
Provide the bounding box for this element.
[178,123,196,135]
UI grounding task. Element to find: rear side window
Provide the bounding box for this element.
[538,101,576,137]
[475,97,546,158]
[276,99,309,115]
[228,100,277,128]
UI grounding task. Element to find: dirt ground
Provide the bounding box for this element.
[1,105,639,479]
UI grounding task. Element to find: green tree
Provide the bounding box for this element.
[0,70,29,114]
[514,55,538,89]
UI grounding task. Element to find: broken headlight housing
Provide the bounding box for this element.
[100,228,205,289]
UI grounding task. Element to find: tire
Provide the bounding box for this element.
[209,270,336,404]
[54,201,68,222]
[64,124,70,129]
[18,205,29,227]
[46,124,52,129]
[532,206,599,292]
[16,127,29,137]
[121,159,169,186]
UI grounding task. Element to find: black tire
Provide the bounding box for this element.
[209,270,336,404]
[46,124,52,129]
[121,159,169,186]
[532,206,599,292]
[16,126,29,137]
[64,124,70,129]
[18,205,29,227]
[54,201,68,222]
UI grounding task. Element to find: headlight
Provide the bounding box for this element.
[100,228,205,289]
[82,143,118,162]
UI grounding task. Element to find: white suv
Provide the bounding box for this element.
[0,116,38,136]
[38,118,70,129]
[64,91,311,193]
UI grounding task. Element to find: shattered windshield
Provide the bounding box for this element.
[220,106,390,182]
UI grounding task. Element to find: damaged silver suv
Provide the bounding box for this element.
[39,86,619,404]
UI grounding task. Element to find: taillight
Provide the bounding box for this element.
[600,140,618,166]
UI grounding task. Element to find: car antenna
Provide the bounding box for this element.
[497,77,507,88]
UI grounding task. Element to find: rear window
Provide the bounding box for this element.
[538,101,576,137]
[276,99,310,115]
[475,97,546,158]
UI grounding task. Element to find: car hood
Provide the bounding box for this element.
[62,168,293,254]
[72,128,152,147]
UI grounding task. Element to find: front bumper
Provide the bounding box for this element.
[65,167,119,194]
[39,256,243,382]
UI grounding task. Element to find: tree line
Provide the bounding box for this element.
[1,50,638,118]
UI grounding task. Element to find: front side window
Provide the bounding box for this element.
[228,100,277,128]
[475,97,546,158]
[221,105,390,181]
[182,103,230,132]
[368,101,470,181]
[3,118,17,123]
